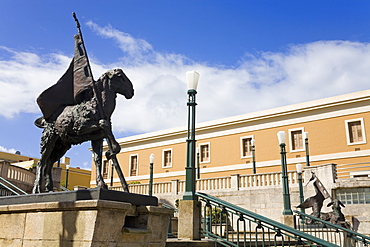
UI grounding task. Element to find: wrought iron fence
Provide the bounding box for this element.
[197,192,338,247]
[294,210,370,247]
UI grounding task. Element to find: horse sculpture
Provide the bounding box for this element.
[32,68,134,193]
[320,199,350,228]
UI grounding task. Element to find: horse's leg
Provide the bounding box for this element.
[32,129,59,193]
[43,156,54,192]
[44,142,70,192]
[99,120,121,154]
[32,149,53,193]
[98,120,129,192]
[92,139,108,189]
[32,161,42,194]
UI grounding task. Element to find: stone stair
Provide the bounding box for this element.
[166,239,217,247]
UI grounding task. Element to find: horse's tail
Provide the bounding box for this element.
[34,117,47,128]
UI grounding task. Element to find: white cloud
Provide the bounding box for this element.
[80,161,92,171]
[1,23,370,137]
[0,145,17,154]
[0,47,71,118]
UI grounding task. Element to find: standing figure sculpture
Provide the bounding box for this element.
[32,13,134,193]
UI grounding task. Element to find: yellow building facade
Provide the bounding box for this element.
[57,157,92,190]
[91,89,370,187]
[0,152,91,191]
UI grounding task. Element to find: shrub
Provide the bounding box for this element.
[207,207,228,224]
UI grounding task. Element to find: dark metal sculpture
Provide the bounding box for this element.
[32,13,134,193]
[297,172,351,228]
[320,199,350,228]
[296,172,330,221]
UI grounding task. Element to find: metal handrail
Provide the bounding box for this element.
[60,186,69,191]
[196,192,338,247]
[162,202,178,213]
[162,202,177,238]
[294,210,370,246]
[0,176,27,195]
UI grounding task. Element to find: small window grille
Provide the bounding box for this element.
[336,188,370,204]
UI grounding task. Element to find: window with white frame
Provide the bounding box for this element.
[289,128,305,152]
[102,160,109,179]
[129,155,138,176]
[240,136,253,158]
[345,118,366,145]
[162,149,172,168]
[199,143,210,163]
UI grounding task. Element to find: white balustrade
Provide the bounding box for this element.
[109,170,302,196]
[196,176,231,191]
[153,181,172,194]
[3,165,35,185]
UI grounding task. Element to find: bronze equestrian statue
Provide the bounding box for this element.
[32,13,134,193]
[33,69,134,193]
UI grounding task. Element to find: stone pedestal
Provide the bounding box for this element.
[281,215,296,228]
[178,200,201,240]
[0,189,173,246]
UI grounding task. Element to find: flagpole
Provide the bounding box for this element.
[72,12,95,82]
[72,12,106,122]
[72,12,129,192]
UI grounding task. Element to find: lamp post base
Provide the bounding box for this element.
[282,208,293,216]
[178,199,201,240]
[281,214,296,228]
[183,191,198,201]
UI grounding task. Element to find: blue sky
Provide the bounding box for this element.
[1,1,370,170]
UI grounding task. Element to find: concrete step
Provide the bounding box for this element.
[166,238,291,247]
[166,238,218,247]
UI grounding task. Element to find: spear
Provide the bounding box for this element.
[72,12,104,119]
[72,12,129,192]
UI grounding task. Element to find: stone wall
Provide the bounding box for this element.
[333,177,370,234]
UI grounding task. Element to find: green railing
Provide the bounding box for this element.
[162,202,178,238]
[0,176,27,196]
[60,185,69,191]
[196,192,338,247]
[294,210,370,247]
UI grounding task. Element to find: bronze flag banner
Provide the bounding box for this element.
[315,177,331,199]
[36,33,93,121]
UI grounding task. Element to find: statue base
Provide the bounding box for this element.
[0,189,173,246]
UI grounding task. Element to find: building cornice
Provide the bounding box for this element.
[111,89,370,149]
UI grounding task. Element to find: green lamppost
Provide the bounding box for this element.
[304,131,310,167]
[183,71,200,201]
[149,154,154,196]
[110,162,114,186]
[296,163,305,214]
[277,131,293,215]
[65,164,70,190]
[196,147,200,179]
[251,139,256,174]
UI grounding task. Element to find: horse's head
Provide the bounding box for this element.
[327,199,345,209]
[105,69,134,99]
